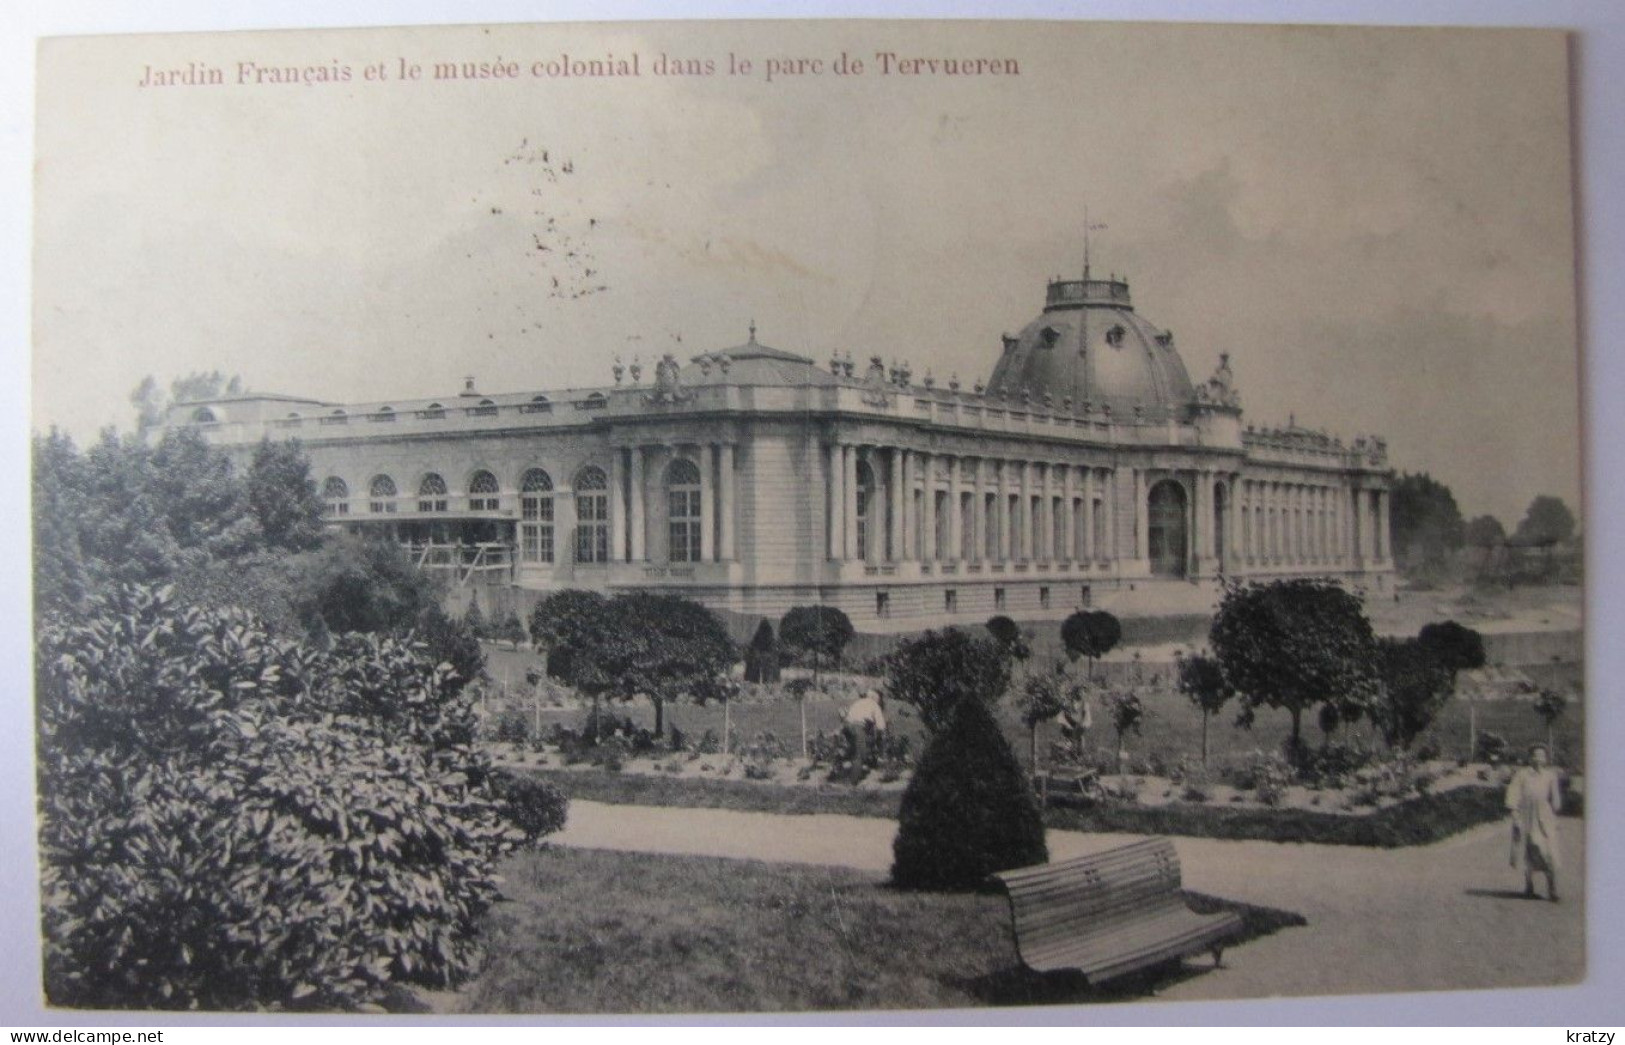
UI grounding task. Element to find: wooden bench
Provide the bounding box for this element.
[991,837,1243,986]
[1033,767,1100,807]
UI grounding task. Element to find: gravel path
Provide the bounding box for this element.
[552,800,1585,1000]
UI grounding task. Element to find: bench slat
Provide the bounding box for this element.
[992,837,1243,986]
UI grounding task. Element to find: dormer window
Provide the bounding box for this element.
[190,407,218,424]
[1040,327,1060,348]
[1105,324,1127,347]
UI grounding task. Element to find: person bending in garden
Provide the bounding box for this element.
[1506,743,1562,901]
[843,689,887,768]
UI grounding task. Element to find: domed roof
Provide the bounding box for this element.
[986,276,1195,416]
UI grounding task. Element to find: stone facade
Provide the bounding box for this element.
[167,274,1394,632]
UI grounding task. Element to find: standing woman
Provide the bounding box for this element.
[1506,743,1563,901]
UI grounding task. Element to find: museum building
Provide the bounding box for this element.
[166,271,1395,631]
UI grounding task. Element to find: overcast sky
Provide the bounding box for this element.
[32,20,1579,527]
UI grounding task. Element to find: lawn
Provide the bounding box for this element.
[436,846,1305,1013]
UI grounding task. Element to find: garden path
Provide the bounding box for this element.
[551,800,1584,1001]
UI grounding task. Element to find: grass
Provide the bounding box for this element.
[439,846,1306,1013]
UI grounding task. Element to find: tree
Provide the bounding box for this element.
[1371,637,1453,751]
[890,696,1048,891]
[129,372,245,431]
[984,616,1031,663]
[245,438,325,552]
[1513,495,1576,547]
[463,592,488,640]
[1464,514,1506,550]
[1533,689,1568,758]
[530,589,615,697]
[882,628,1012,735]
[32,429,92,615]
[531,591,736,736]
[1061,610,1122,678]
[1389,472,1465,571]
[1102,688,1146,774]
[297,532,439,636]
[778,606,855,684]
[35,584,524,1010]
[498,610,528,649]
[1417,619,1487,756]
[1209,578,1377,764]
[1016,664,1079,773]
[415,602,487,696]
[744,620,781,684]
[1176,652,1232,766]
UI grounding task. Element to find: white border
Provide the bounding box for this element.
[4,0,1620,1028]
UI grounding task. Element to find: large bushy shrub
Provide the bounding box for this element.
[891,697,1048,891]
[35,585,529,1011]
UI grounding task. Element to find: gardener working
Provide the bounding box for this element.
[843,688,887,767]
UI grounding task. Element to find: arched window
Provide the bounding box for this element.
[520,468,555,564]
[190,407,218,424]
[574,466,609,564]
[418,473,448,513]
[469,470,500,511]
[321,477,349,516]
[368,475,397,514]
[667,459,703,564]
[854,460,876,563]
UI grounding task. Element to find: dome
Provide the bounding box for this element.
[985,276,1195,416]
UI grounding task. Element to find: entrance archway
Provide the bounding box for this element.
[1148,479,1188,578]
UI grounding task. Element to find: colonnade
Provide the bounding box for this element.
[1235,478,1389,568]
[824,443,1124,569]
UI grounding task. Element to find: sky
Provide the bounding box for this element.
[32,19,1580,527]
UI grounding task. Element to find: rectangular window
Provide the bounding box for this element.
[521,496,555,564]
[1053,498,1065,560]
[576,493,609,564]
[1092,499,1107,559]
[471,495,500,511]
[1081,584,1092,607]
[994,587,1007,610]
[984,493,998,560]
[1040,586,1051,609]
[1008,495,1022,557]
[876,591,890,618]
[944,589,957,613]
[669,487,702,564]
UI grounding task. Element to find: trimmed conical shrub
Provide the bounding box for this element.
[891,695,1048,891]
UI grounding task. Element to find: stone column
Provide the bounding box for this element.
[827,442,844,560]
[557,478,578,566]
[699,445,715,563]
[1133,468,1148,564]
[609,448,626,562]
[843,445,859,562]
[718,443,736,561]
[971,459,986,563]
[1378,489,1391,563]
[629,446,646,562]
[988,461,1001,565]
[1062,465,1076,563]
[889,447,905,563]
[1106,468,1120,565]
[1081,468,1095,562]
[1229,475,1242,569]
